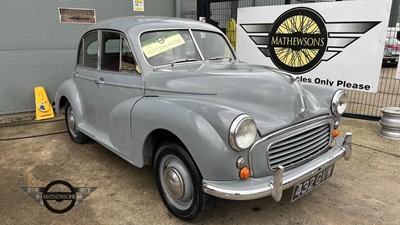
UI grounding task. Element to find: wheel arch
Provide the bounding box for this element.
[59,96,69,110]
[54,79,84,125]
[143,128,189,166]
[131,98,242,181]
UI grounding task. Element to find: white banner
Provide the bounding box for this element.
[237,0,392,92]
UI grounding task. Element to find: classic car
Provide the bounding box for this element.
[55,16,352,221]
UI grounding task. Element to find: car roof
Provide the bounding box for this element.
[87,16,222,35]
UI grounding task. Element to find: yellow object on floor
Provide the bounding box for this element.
[34,86,55,120]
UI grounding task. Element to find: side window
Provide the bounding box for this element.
[121,37,136,72]
[83,31,98,69]
[77,41,83,66]
[101,31,138,73]
[102,32,120,71]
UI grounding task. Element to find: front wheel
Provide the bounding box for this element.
[154,142,213,221]
[65,102,89,144]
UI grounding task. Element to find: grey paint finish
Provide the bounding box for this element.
[0,0,176,114]
[144,62,334,136]
[130,98,242,180]
[55,16,346,182]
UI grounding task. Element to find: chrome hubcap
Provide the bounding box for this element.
[66,107,77,137]
[159,154,194,210]
[164,167,184,199]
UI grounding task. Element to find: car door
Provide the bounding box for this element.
[94,30,144,160]
[74,30,99,133]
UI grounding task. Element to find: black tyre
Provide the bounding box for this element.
[65,102,90,144]
[154,142,213,221]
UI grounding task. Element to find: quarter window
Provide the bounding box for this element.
[82,31,98,69]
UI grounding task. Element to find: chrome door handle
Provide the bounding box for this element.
[95,77,105,85]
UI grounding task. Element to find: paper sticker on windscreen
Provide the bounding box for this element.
[141,32,186,58]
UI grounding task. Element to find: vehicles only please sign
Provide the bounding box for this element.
[237,0,391,92]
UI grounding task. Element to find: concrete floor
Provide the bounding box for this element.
[0,117,399,225]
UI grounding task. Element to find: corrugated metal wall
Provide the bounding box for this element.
[0,0,176,115]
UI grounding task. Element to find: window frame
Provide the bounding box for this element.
[138,28,237,69]
[99,29,140,74]
[76,30,99,70]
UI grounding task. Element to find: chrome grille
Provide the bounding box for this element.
[267,124,331,170]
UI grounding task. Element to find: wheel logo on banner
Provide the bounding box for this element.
[240,7,380,74]
[269,8,327,73]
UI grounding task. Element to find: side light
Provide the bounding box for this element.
[239,166,250,179]
[332,129,340,138]
[236,156,245,169]
[334,121,340,129]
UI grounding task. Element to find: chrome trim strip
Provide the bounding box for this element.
[248,115,332,176]
[102,81,143,90]
[75,74,95,82]
[203,135,351,201]
[145,87,216,95]
[294,80,307,116]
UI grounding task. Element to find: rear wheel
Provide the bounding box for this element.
[65,102,89,144]
[154,142,213,221]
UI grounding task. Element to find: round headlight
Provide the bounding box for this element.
[229,114,257,151]
[332,91,348,116]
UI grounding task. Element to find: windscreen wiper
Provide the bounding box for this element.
[209,56,233,61]
[171,58,198,67]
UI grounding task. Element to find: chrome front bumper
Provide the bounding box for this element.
[202,133,352,201]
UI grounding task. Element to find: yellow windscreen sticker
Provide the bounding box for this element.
[141,32,185,58]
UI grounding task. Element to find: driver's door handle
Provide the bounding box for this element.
[95,77,105,85]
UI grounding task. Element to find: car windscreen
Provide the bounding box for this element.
[140,30,202,67]
[191,30,235,61]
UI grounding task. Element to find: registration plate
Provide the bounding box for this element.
[291,164,334,202]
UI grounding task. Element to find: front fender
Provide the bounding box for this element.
[131,98,245,181]
[54,79,84,125]
[302,83,337,109]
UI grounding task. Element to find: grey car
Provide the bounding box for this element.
[55,16,352,221]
